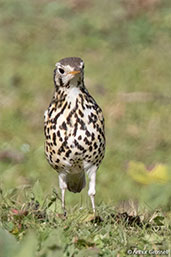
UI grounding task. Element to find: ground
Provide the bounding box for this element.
[0,0,171,256]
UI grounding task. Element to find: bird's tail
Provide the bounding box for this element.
[66,172,86,193]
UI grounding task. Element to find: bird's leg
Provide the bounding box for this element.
[90,195,95,214]
[61,188,66,216]
[59,174,67,216]
[87,166,97,214]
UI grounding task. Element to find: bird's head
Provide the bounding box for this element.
[54,57,84,89]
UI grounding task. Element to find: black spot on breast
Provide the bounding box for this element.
[74,139,84,151]
[89,146,93,152]
[84,137,91,145]
[74,139,78,146]
[98,148,101,154]
[88,115,94,124]
[91,113,97,122]
[52,132,56,145]
[85,130,91,137]
[79,94,85,110]
[44,126,47,136]
[78,109,84,117]
[57,141,67,154]
[78,118,86,130]
[86,104,91,109]
[100,152,104,157]
[94,142,98,149]
[91,133,95,141]
[96,124,104,136]
[57,102,62,108]
[78,135,82,140]
[57,130,61,138]
[98,135,101,142]
[48,108,53,118]
[64,136,68,141]
[66,150,72,158]
[58,145,65,154]
[73,122,78,136]
[52,102,67,123]
[60,121,67,130]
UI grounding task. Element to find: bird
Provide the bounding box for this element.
[44,57,105,215]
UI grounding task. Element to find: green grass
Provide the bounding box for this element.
[0,0,171,255]
[0,183,170,257]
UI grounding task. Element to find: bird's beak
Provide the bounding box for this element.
[68,70,80,75]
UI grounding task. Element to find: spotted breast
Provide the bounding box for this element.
[44,57,105,214]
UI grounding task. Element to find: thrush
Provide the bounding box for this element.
[44,57,105,214]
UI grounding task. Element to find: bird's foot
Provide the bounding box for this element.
[64,210,67,217]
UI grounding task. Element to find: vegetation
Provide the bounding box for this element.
[0,0,171,256]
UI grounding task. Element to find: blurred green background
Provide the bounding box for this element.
[0,0,171,211]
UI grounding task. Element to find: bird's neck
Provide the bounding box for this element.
[54,78,86,98]
[53,81,87,108]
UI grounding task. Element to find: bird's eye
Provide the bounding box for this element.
[58,68,65,74]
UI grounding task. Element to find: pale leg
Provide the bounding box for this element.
[59,173,67,216]
[87,165,97,214]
